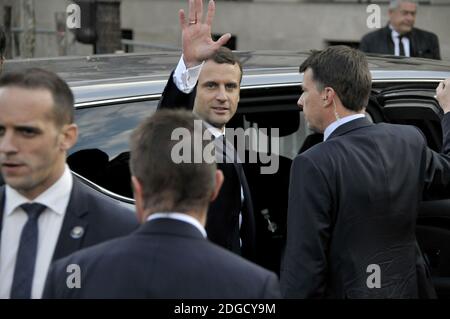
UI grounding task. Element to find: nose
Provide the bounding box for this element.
[216,86,227,102]
[0,131,18,154]
[297,93,304,109]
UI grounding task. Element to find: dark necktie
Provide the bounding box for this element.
[10,203,46,299]
[399,35,406,57]
[215,135,254,250]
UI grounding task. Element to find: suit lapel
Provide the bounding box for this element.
[383,26,395,55]
[327,117,374,140]
[52,177,89,261]
[0,179,89,261]
[220,135,256,258]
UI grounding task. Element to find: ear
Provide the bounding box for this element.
[210,169,224,202]
[132,176,146,224]
[322,87,335,108]
[60,123,78,151]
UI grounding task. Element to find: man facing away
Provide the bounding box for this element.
[280,46,450,298]
[43,110,281,298]
[360,0,440,60]
[0,68,138,299]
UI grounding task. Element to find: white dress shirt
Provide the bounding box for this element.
[0,165,73,299]
[390,25,411,57]
[147,212,207,238]
[323,114,366,141]
[173,55,204,93]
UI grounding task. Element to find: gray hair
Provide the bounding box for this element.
[389,0,419,10]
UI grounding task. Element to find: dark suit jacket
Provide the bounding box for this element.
[43,218,281,298]
[157,72,256,260]
[359,26,441,60]
[0,175,139,263]
[281,114,450,298]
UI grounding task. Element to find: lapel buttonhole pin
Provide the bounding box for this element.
[70,226,84,239]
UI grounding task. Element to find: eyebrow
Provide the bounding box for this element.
[15,125,43,132]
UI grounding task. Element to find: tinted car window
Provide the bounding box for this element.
[68,99,158,197]
[71,100,158,157]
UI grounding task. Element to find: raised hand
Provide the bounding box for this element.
[179,0,231,68]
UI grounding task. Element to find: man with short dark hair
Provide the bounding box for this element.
[158,0,256,260]
[0,68,138,299]
[43,109,281,298]
[360,0,440,60]
[280,46,450,298]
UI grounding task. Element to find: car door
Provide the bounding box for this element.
[377,83,450,298]
[227,84,302,274]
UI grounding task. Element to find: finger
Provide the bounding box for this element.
[434,82,442,101]
[197,0,203,23]
[436,80,447,100]
[206,0,215,26]
[214,33,232,47]
[188,0,195,22]
[437,80,446,95]
[179,9,186,29]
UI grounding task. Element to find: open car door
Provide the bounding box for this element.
[378,83,450,298]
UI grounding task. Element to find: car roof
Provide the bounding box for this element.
[4,51,450,104]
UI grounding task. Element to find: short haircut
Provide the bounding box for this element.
[207,46,243,83]
[389,0,418,10]
[0,68,74,126]
[0,26,5,58]
[130,109,216,213]
[299,46,371,112]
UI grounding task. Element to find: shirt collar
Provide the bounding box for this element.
[202,120,225,138]
[323,114,366,141]
[4,165,73,217]
[389,24,410,39]
[389,24,399,36]
[147,212,207,238]
[391,29,403,42]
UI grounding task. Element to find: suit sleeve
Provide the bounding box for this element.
[157,70,196,110]
[431,33,441,60]
[261,273,282,299]
[359,34,371,53]
[280,155,332,298]
[423,113,450,193]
